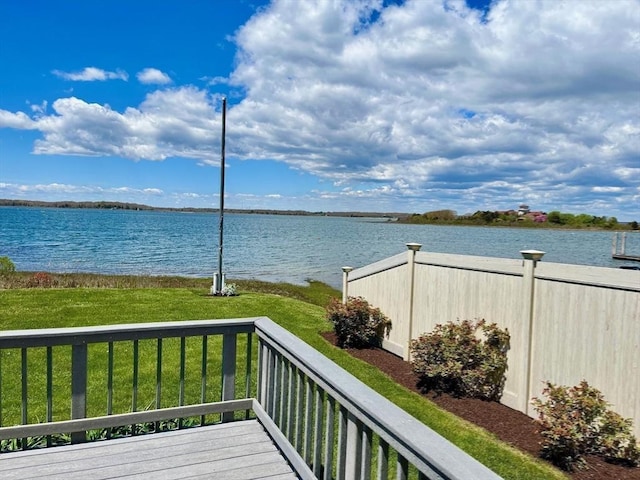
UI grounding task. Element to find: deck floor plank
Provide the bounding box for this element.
[0,420,299,480]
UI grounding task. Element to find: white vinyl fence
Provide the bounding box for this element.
[343,244,640,436]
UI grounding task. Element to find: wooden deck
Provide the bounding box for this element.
[0,420,298,480]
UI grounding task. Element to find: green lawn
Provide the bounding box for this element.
[0,280,566,480]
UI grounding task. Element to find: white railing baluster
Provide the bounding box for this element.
[295,367,303,449]
[46,346,53,447]
[397,455,409,480]
[336,405,348,480]
[257,340,265,405]
[279,356,288,429]
[378,438,389,479]
[303,375,312,460]
[244,333,253,419]
[267,349,279,421]
[286,362,294,440]
[322,395,336,480]
[21,348,27,427]
[312,385,324,478]
[345,411,363,479]
[221,333,237,422]
[361,425,372,480]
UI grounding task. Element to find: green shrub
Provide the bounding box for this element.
[326,296,391,348]
[0,256,16,275]
[532,380,639,471]
[410,319,510,401]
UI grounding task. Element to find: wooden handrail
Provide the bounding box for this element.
[255,317,503,480]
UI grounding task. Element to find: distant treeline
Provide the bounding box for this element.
[0,199,174,211]
[402,209,639,230]
[0,199,407,219]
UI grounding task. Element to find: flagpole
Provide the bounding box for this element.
[214,97,227,295]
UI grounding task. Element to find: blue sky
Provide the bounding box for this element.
[0,0,639,219]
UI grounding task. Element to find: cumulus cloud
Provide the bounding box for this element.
[1,0,639,216]
[0,182,164,196]
[1,87,224,161]
[52,67,128,81]
[137,68,172,85]
[225,0,640,215]
[0,110,37,129]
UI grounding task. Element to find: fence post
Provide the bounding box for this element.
[405,243,422,361]
[342,266,353,304]
[520,250,545,415]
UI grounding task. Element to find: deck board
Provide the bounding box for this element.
[0,420,299,480]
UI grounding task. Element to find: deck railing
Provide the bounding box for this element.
[0,317,501,480]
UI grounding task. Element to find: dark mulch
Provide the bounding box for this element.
[321,332,640,480]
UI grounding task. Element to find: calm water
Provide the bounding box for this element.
[1,207,637,288]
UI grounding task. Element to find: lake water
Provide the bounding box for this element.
[1,207,637,289]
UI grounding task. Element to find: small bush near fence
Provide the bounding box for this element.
[532,380,640,471]
[326,296,391,348]
[410,319,510,401]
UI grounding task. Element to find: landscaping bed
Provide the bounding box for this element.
[322,332,640,480]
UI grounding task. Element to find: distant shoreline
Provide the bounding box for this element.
[2,199,636,230]
[0,199,408,219]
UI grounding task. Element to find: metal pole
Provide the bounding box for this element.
[216,97,227,294]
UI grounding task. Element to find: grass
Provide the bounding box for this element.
[0,273,566,479]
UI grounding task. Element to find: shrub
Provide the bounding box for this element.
[532,380,639,471]
[0,256,16,275]
[326,296,391,348]
[410,319,510,401]
[220,283,237,296]
[27,272,54,288]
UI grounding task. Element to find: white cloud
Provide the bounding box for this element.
[225,0,640,216]
[52,67,128,81]
[29,100,48,116]
[0,110,37,129]
[137,68,172,85]
[1,87,224,160]
[592,186,623,193]
[202,75,229,86]
[0,182,165,196]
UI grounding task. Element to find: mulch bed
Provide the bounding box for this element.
[321,332,640,480]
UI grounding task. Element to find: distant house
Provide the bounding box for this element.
[518,204,530,216]
[522,211,547,222]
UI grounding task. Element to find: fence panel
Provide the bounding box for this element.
[345,247,640,436]
[348,253,410,357]
[529,262,640,423]
[411,254,527,411]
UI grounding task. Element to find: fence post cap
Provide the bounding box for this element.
[520,250,545,261]
[406,243,422,251]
